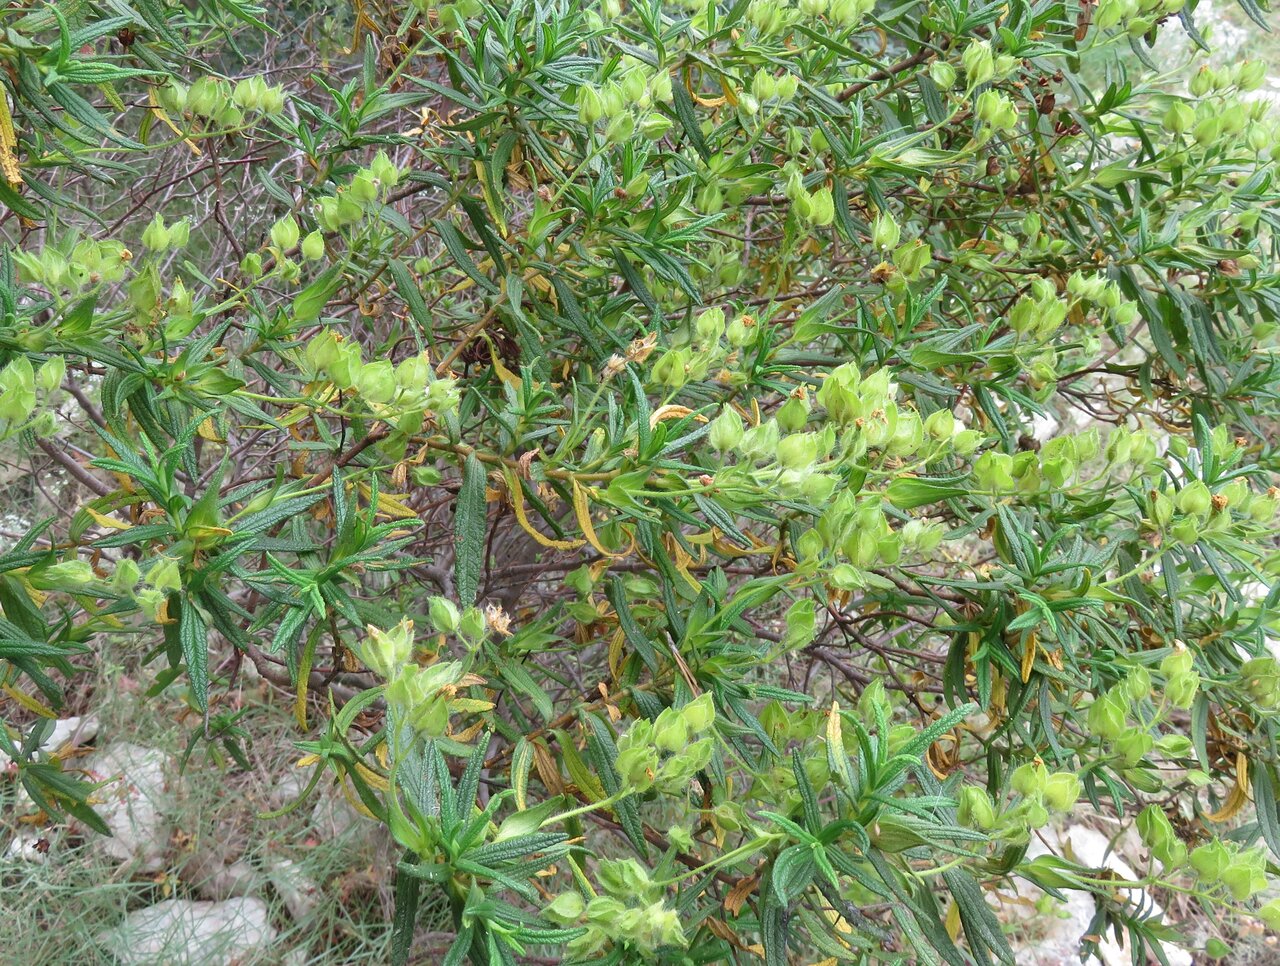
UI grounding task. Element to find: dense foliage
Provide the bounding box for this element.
[3,0,1280,962]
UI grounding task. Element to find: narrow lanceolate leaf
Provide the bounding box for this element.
[0,89,22,187]
[179,597,209,713]
[453,452,487,607]
[511,737,533,811]
[391,852,422,966]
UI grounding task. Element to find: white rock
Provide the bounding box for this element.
[4,828,50,864]
[40,714,99,755]
[264,770,308,812]
[81,742,174,872]
[187,857,257,902]
[1030,411,1060,442]
[97,897,277,965]
[0,714,99,768]
[1021,825,1193,966]
[310,787,379,846]
[269,859,320,921]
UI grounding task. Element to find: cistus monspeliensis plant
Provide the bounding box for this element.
[1,0,1280,962]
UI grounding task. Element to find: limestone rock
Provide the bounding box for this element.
[268,859,320,921]
[1018,824,1193,966]
[80,742,174,872]
[97,897,277,965]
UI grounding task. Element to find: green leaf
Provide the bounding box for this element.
[291,265,344,323]
[179,596,209,713]
[885,477,969,509]
[391,852,421,966]
[453,452,487,607]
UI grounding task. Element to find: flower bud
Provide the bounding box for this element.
[428,596,461,634]
[359,619,415,679]
[953,429,983,455]
[695,306,726,344]
[651,348,690,389]
[653,708,689,753]
[777,432,821,471]
[1162,101,1194,135]
[929,60,957,90]
[740,420,780,462]
[708,407,745,453]
[262,85,286,115]
[544,892,585,925]
[270,215,300,252]
[1169,516,1199,545]
[1114,727,1153,765]
[893,239,932,279]
[356,360,396,406]
[369,150,400,190]
[923,409,956,441]
[1259,899,1280,931]
[681,693,715,734]
[651,72,673,104]
[640,111,673,143]
[141,213,171,251]
[111,557,141,592]
[1189,841,1230,883]
[1238,60,1266,92]
[1125,666,1152,700]
[751,71,776,102]
[1192,115,1221,146]
[1166,670,1199,709]
[301,230,326,262]
[726,314,755,347]
[185,77,219,117]
[957,787,997,829]
[36,558,97,588]
[0,357,36,422]
[458,606,487,643]
[1043,772,1081,812]
[962,40,995,88]
[973,450,1015,491]
[349,173,378,204]
[386,665,450,737]
[808,187,835,227]
[1177,480,1212,517]
[1010,762,1048,797]
[1087,688,1128,740]
[232,76,265,111]
[157,80,187,115]
[871,210,901,250]
[1249,491,1279,522]
[36,356,65,393]
[604,112,635,144]
[776,393,811,432]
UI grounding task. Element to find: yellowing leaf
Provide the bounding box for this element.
[1205,753,1250,823]
[84,506,131,531]
[358,483,419,520]
[504,467,584,551]
[648,404,704,430]
[197,417,224,442]
[3,684,56,718]
[572,479,625,558]
[1021,628,1037,684]
[146,87,201,156]
[0,91,22,187]
[488,337,521,388]
[945,899,962,942]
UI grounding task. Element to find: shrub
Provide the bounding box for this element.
[2,0,1280,962]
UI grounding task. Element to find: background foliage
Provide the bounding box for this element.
[2,0,1280,962]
